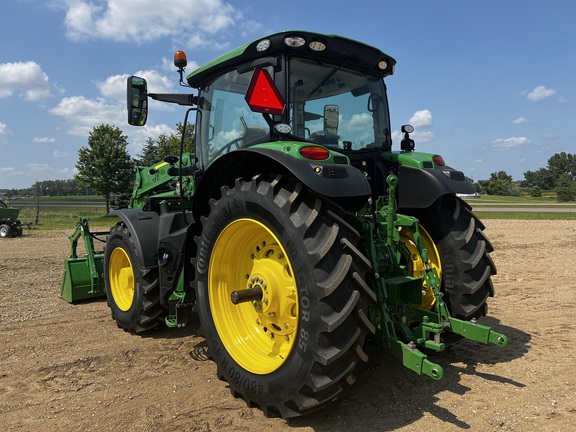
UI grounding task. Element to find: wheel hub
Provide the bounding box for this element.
[209,218,298,374]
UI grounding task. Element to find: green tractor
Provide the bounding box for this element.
[0,200,24,238]
[102,31,506,418]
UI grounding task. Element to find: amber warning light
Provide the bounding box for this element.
[245,69,285,115]
[174,50,187,70]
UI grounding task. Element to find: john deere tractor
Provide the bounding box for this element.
[97,31,506,418]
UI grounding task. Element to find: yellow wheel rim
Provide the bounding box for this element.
[108,247,135,311]
[209,218,298,375]
[400,225,442,310]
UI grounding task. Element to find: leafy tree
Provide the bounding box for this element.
[555,172,576,202]
[523,167,555,190]
[75,124,134,214]
[548,152,576,181]
[475,179,490,195]
[137,137,159,167]
[481,171,519,196]
[136,122,195,166]
[530,186,542,197]
[490,171,513,182]
[524,152,576,190]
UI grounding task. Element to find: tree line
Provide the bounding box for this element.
[1,123,195,213]
[2,124,574,208]
[474,152,576,201]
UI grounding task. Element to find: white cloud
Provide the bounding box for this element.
[57,167,79,176]
[33,137,56,143]
[526,85,556,101]
[513,117,529,124]
[53,150,69,158]
[492,136,530,150]
[0,167,16,173]
[97,70,175,104]
[50,95,123,136]
[409,109,433,128]
[0,122,11,136]
[0,61,52,101]
[392,129,435,144]
[63,0,240,45]
[26,163,54,173]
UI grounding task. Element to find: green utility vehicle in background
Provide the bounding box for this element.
[0,200,24,238]
[72,31,508,418]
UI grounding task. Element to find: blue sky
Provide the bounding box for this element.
[1,0,574,189]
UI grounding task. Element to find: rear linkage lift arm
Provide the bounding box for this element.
[359,174,507,380]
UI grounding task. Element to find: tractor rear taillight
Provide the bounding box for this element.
[300,146,330,160]
[433,155,445,167]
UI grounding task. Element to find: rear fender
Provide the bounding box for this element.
[110,209,159,269]
[193,147,371,217]
[111,208,195,305]
[397,165,476,208]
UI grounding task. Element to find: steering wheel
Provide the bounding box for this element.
[211,137,243,159]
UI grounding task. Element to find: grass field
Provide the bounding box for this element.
[8,193,574,232]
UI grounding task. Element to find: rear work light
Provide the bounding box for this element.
[300,146,330,160]
[284,36,306,47]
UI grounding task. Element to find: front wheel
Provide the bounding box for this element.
[104,223,166,334]
[195,175,375,418]
[0,224,11,238]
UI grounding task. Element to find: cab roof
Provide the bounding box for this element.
[186,30,396,89]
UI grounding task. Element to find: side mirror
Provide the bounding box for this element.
[324,105,339,135]
[127,76,148,126]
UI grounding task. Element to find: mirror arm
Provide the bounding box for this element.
[148,93,197,106]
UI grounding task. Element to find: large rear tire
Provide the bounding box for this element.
[195,175,375,418]
[104,223,165,334]
[403,194,496,320]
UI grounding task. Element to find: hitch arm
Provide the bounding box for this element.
[391,340,444,380]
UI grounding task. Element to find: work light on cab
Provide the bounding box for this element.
[284,36,306,47]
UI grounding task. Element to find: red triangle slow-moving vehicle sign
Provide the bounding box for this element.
[244,68,286,115]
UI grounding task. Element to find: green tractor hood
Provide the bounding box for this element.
[0,200,20,220]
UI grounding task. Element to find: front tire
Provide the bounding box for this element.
[195,175,375,418]
[0,224,11,238]
[104,223,165,334]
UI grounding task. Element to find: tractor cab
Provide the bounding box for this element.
[187,32,396,184]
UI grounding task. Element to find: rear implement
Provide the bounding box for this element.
[60,218,107,303]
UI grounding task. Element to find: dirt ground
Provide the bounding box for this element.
[1,219,575,431]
